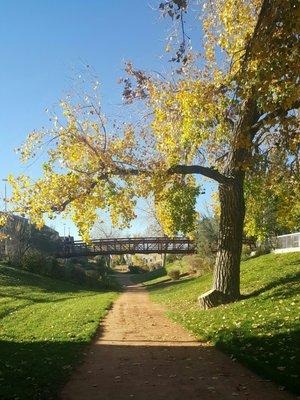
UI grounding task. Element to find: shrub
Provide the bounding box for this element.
[44,256,65,279]
[143,263,155,272]
[166,254,183,263]
[129,265,145,274]
[152,262,162,270]
[85,269,101,279]
[142,262,162,272]
[21,250,47,274]
[20,252,117,290]
[241,244,252,261]
[183,255,214,276]
[255,244,272,256]
[85,269,101,287]
[71,266,86,284]
[62,263,73,281]
[96,263,108,276]
[63,263,86,284]
[100,274,115,289]
[94,255,107,266]
[168,269,180,280]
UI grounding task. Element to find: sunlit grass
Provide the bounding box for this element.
[142,253,300,394]
[0,265,118,400]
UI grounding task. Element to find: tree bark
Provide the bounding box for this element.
[199,98,259,309]
[214,176,245,294]
[199,176,245,308]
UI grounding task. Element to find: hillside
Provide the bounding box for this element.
[142,253,300,394]
[0,264,118,400]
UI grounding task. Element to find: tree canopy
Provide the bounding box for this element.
[7,0,300,306]
[9,0,299,246]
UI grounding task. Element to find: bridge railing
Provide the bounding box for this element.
[58,237,196,257]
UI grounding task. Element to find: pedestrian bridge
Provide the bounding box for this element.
[59,236,196,258]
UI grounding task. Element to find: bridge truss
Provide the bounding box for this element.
[59,237,196,258]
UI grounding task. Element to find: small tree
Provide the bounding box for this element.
[140,198,165,237]
[3,215,31,263]
[195,215,219,260]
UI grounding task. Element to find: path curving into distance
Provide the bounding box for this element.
[61,274,295,400]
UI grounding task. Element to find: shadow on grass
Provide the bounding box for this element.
[243,272,300,300]
[214,327,300,395]
[0,339,86,400]
[0,330,299,400]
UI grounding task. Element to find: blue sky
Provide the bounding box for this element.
[0,0,216,239]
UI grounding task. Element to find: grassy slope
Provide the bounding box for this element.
[0,265,118,400]
[144,253,300,394]
[130,267,167,284]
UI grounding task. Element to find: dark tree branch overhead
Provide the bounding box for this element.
[113,164,232,184]
[51,163,231,213]
[168,164,233,184]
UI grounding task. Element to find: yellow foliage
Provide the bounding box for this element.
[7,1,300,242]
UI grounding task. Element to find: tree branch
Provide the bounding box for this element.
[167,165,233,184]
[251,100,300,134]
[113,164,232,183]
[51,163,231,213]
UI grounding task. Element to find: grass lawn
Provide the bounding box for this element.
[142,252,300,394]
[0,264,119,400]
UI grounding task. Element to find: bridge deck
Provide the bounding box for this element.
[59,237,196,258]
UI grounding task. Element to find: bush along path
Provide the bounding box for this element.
[61,273,295,400]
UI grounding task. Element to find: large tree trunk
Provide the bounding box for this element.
[199,176,245,309]
[213,176,245,297]
[198,97,259,309]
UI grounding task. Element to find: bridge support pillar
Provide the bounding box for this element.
[162,253,166,268]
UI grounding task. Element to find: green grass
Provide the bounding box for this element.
[142,252,300,394]
[0,264,119,400]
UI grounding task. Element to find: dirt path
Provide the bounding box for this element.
[61,274,295,400]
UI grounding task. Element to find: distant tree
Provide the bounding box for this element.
[92,221,123,239]
[2,216,31,263]
[0,213,8,241]
[244,155,300,241]
[140,198,165,237]
[195,215,219,261]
